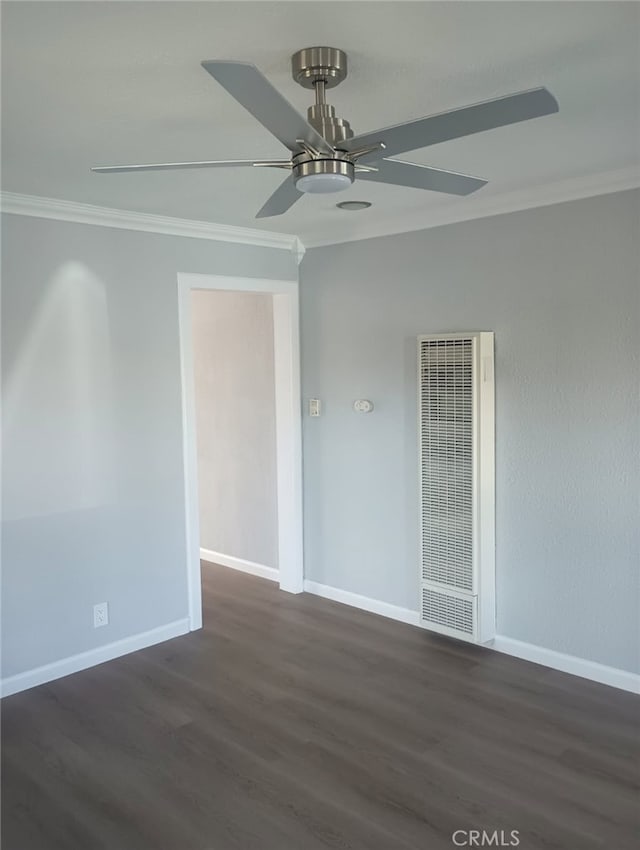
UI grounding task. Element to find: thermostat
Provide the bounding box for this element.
[353,399,374,413]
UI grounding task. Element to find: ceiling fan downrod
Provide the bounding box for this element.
[291,46,354,149]
[289,47,386,192]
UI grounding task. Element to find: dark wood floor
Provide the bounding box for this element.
[2,563,639,850]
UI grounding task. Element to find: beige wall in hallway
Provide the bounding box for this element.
[192,290,278,569]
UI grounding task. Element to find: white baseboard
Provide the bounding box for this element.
[303,580,420,626]
[490,636,640,695]
[302,580,638,694]
[0,618,190,699]
[200,548,279,583]
[3,579,636,696]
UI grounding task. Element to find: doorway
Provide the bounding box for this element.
[177,273,304,631]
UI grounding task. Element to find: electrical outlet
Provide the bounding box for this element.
[93,602,109,628]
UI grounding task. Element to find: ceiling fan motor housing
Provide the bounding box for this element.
[306,103,353,147]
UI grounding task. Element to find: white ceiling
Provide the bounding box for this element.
[2,1,639,246]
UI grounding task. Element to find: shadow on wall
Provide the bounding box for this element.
[3,261,117,521]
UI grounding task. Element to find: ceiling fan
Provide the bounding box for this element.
[91,46,558,218]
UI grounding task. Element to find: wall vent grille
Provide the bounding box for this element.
[418,332,495,644]
[419,338,474,592]
[421,585,475,636]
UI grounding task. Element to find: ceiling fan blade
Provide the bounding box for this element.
[91,159,291,174]
[343,87,559,164]
[201,60,334,157]
[255,176,302,218]
[357,158,487,196]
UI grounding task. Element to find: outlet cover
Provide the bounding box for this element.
[93,602,109,628]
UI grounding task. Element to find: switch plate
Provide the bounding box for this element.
[309,398,321,417]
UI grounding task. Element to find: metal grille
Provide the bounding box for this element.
[421,586,475,635]
[420,338,473,592]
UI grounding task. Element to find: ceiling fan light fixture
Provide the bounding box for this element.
[295,172,352,193]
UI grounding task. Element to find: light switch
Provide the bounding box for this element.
[309,398,321,417]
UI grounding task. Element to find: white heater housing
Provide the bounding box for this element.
[418,332,495,644]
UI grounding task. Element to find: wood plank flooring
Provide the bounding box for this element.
[2,562,639,850]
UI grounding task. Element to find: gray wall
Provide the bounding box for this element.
[1,213,297,679]
[192,290,278,568]
[300,189,640,674]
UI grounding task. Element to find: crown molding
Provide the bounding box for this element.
[302,166,640,249]
[0,191,305,264]
[3,165,637,260]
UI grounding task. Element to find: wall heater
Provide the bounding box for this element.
[418,332,495,643]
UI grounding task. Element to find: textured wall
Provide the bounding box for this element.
[300,189,640,673]
[1,213,297,679]
[192,290,278,568]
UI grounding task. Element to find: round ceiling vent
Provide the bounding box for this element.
[336,200,372,211]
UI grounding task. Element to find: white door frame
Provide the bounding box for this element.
[177,272,304,631]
